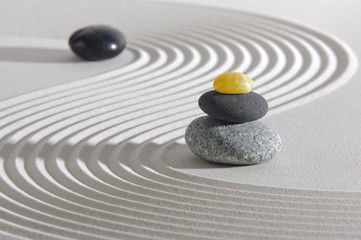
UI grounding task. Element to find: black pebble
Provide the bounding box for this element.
[69,25,126,61]
[198,90,268,123]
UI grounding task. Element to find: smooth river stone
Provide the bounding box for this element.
[213,72,254,94]
[69,25,126,61]
[198,90,268,123]
[185,116,281,165]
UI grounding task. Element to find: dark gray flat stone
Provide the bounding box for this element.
[198,90,268,123]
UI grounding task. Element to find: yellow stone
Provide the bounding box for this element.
[213,72,254,94]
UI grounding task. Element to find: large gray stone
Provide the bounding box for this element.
[185,116,281,165]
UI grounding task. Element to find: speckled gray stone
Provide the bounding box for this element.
[185,116,281,165]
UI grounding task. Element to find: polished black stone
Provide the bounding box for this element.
[69,25,126,61]
[198,90,268,123]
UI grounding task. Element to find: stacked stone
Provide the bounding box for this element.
[185,72,282,165]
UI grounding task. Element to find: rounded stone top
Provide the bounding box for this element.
[213,72,253,94]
